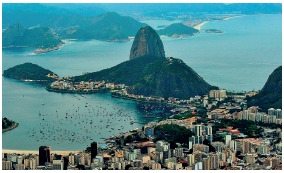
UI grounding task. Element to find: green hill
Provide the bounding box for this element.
[157,23,199,37]
[2,23,62,49]
[3,62,57,82]
[73,54,161,86]
[127,57,217,98]
[60,12,147,40]
[73,55,217,99]
[247,66,282,111]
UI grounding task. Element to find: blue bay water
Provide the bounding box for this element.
[2,14,282,150]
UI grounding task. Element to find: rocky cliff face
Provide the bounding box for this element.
[129,26,165,60]
[247,66,282,111]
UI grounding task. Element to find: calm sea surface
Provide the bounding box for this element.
[2,14,282,150]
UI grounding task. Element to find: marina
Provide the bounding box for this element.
[2,78,172,150]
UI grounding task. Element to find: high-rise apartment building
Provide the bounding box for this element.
[91,142,97,163]
[39,146,51,166]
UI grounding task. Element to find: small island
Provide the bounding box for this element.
[157,23,199,38]
[205,29,223,33]
[2,117,19,133]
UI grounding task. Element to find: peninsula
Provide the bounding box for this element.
[3,62,58,82]
[2,117,19,133]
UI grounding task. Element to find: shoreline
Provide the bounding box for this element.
[193,14,249,30]
[2,149,81,156]
[193,21,209,30]
[2,122,19,133]
[223,15,246,21]
[34,43,63,55]
[46,87,111,94]
[111,94,167,104]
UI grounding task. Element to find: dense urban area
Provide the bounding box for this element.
[2,89,282,170]
[2,3,282,171]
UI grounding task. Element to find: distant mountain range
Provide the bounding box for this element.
[2,3,282,50]
[3,3,281,29]
[59,12,147,40]
[102,3,282,16]
[247,66,282,111]
[2,23,62,49]
[2,3,104,28]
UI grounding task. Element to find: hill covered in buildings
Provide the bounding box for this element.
[3,62,57,82]
[247,66,282,111]
[73,26,217,98]
[2,23,62,50]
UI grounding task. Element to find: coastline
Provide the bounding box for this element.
[2,149,81,156]
[46,88,111,94]
[193,21,209,30]
[193,15,248,30]
[34,43,63,55]
[2,122,19,133]
[223,15,246,21]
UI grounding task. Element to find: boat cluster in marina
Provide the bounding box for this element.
[25,94,171,147]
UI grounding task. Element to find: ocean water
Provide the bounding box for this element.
[2,14,282,150]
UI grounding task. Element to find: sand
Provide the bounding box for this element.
[223,15,245,21]
[2,149,81,156]
[193,21,209,30]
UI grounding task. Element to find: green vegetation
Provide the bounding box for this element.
[129,58,216,98]
[157,23,199,36]
[72,54,162,85]
[154,124,194,146]
[226,91,246,95]
[2,117,14,129]
[172,113,194,119]
[73,56,216,99]
[205,29,223,33]
[2,117,19,132]
[61,12,146,40]
[247,66,282,112]
[247,91,282,112]
[123,134,148,145]
[2,24,62,49]
[213,119,264,137]
[3,62,56,82]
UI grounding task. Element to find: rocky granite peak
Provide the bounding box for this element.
[129,26,165,60]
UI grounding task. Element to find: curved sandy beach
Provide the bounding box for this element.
[193,21,209,30]
[2,149,81,156]
[193,15,247,30]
